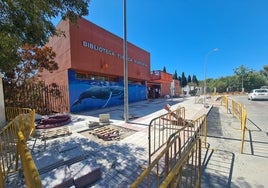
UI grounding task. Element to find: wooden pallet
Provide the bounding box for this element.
[88,126,120,140]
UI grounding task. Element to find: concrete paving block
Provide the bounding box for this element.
[31,148,65,174]
[58,140,79,152]
[60,146,86,166]
[40,165,73,188]
[69,158,102,188]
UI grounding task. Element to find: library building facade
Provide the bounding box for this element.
[41,17,179,113]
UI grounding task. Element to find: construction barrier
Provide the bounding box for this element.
[131,114,206,188]
[240,106,247,154]
[148,106,185,164]
[221,95,229,113]
[0,108,35,187]
[221,96,248,153]
[17,131,42,188]
[232,100,243,128]
[5,107,33,122]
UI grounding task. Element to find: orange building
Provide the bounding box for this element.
[42,18,151,85]
[148,70,181,98]
[41,17,178,112]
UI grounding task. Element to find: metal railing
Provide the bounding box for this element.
[231,100,243,128]
[221,96,248,153]
[240,106,247,154]
[148,106,185,165]
[131,114,206,188]
[0,108,35,186]
[17,131,42,188]
[5,107,33,122]
[221,95,229,113]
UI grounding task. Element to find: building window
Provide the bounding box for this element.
[76,72,119,82]
[108,76,118,82]
[76,73,87,79]
[88,74,106,81]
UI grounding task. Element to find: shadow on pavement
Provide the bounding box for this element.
[206,107,223,136]
[202,143,234,188]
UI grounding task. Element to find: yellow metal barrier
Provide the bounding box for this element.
[131,114,206,187]
[232,100,242,128]
[148,106,186,164]
[221,98,248,154]
[160,138,202,188]
[0,165,3,188]
[0,108,35,186]
[221,95,229,113]
[240,106,247,154]
[0,116,21,181]
[5,107,33,122]
[17,131,42,188]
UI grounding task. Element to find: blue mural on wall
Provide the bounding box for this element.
[68,70,147,113]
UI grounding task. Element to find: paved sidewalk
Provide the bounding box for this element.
[8,96,268,187]
[202,99,268,188]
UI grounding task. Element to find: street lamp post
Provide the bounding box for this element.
[241,73,244,92]
[123,0,129,122]
[204,48,219,107]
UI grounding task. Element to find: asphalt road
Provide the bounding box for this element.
[231,95,268,133]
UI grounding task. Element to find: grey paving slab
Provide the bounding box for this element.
[203,100,268,188]
[9,96,268,187]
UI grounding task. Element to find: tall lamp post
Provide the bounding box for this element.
[123,0,129,122]
[0,72,6,127]
[204,48,219,107]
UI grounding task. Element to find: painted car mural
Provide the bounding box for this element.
[68,70,146,113]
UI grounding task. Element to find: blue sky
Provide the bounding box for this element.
[77,0,267,80]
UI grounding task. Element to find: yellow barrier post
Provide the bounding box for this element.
[0,107,35,186]
[131,114,206,187]
[17,131,42,188]
[0,155,4,188]
[226,96,229,113]
[240,106,247,154]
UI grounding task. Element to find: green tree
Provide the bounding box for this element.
[181,72,187,88]
[187,75,191,83]
[214,78,227,93]
[247,71,267,91]
[178,76,182,86]
[173,70,178,80]
[192,75,199,86]
[3,45,58,85]
[163,66,166,72]
[260,65,268,81]
[0,0,90,72]
[234,65,253,92]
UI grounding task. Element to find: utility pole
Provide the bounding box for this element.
[0,73,6,128]
[123,0,129,122]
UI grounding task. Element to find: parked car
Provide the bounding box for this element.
[248,89,268,100]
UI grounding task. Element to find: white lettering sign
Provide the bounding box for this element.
[82,40,148,67]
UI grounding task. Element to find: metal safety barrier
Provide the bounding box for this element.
[221,96,248,153]
[240,106,247,154]
[221,95,229,113]
[148,106,185,165]
[0,108,35,187]
[5,107,34,122]
[131,114,206,188]
[232,100,243,128]
[17,131,42,188]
